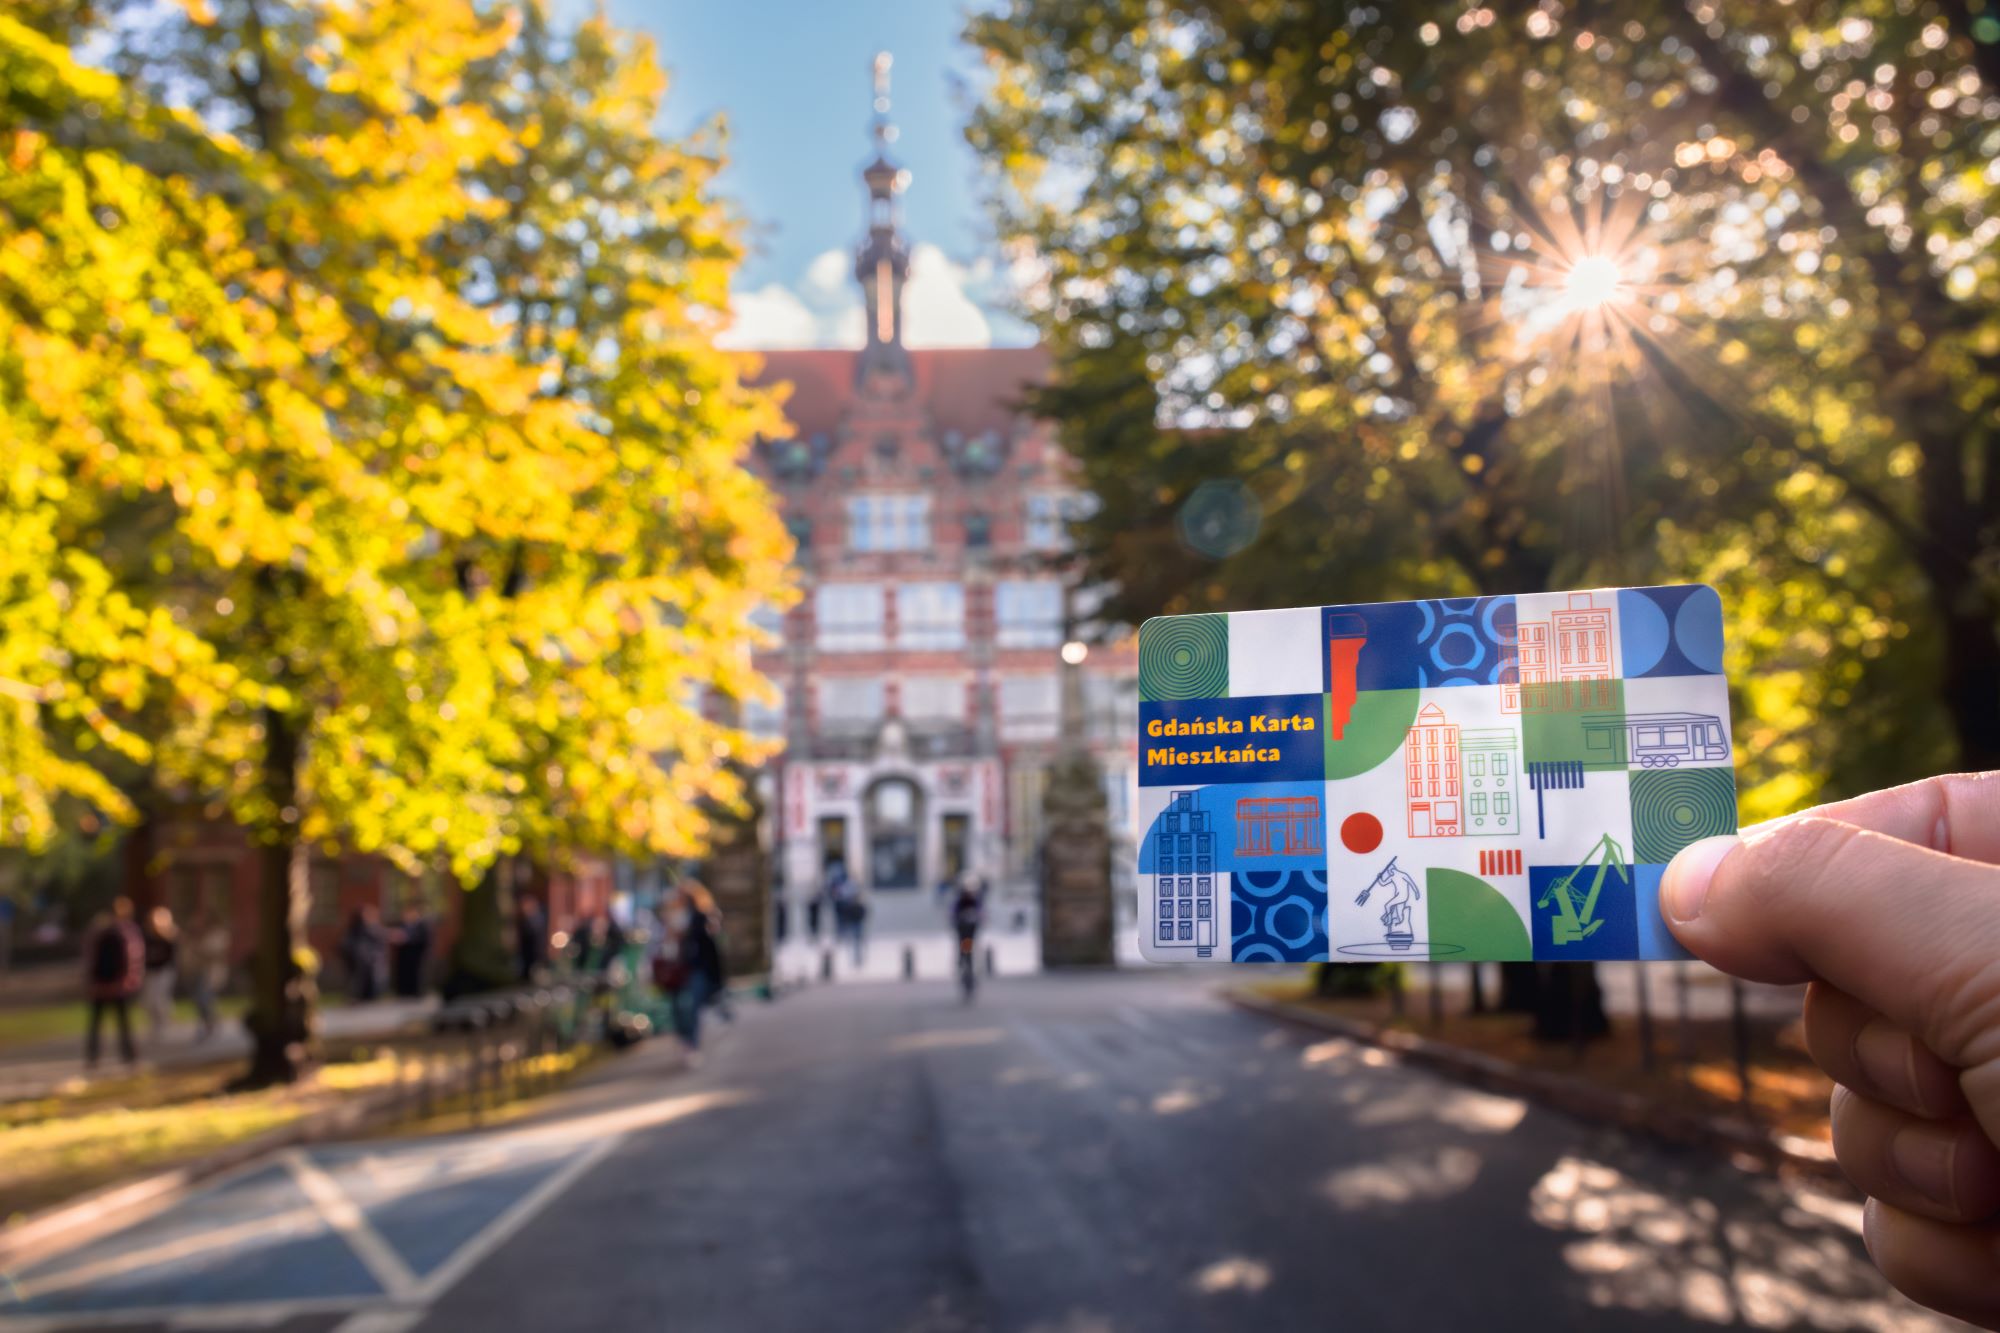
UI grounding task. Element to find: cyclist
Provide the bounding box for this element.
[949,881,984,1001]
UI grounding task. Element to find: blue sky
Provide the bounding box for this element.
[602,0,1033,348]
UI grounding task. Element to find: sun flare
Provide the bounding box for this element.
[1562,254,1627,310]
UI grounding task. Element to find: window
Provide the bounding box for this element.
[1470,793,1488,817]
[999,673,1061,740]
[1494,792,1511,816]
[742,689,785,739]
[996,579,1064,649]
[964,511,991,549]
[847,494,930,552]
[815,583,885,651]
[1492,755,1509,778]
[1083,674,1137,742]
[1025,491,1096,551]
[1466,754,1486,778]
[819,678,884,729]
[897,582,964,650]
[899,675,965,724]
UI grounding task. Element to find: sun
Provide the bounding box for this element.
[1562,254,1627,310]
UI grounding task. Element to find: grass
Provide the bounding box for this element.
[0,998,249,1053]
[1251,974,1834,1142]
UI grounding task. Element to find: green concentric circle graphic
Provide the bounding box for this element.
[1139,614,1229,701]
[1631,767,1736,863]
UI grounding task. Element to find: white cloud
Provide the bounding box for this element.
[904,244,990,348]
[720,243,1035,350]
[715,282,822,350]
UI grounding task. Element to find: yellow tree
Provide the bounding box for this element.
[1,1,787,1083]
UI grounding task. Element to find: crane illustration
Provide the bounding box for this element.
[1535,833,1630,945]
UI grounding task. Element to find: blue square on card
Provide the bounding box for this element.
[1529,862,1640,961]
[1617,585,1725,678]
[1323,597,1516,693]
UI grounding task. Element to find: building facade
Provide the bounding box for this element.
[745,76,1137,915]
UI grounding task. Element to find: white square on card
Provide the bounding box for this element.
[1226,606,1323,698]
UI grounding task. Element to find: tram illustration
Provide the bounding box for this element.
[1579,711,1730,768]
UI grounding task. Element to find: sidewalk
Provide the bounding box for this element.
[0,998,436,1102]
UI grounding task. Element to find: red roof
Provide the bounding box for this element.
[746,346,1051,440]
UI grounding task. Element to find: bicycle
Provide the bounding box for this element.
[956,932,977,1002]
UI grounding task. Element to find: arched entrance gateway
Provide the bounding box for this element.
[864,776,923,890]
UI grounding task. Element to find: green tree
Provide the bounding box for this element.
[968,0,1998,1037]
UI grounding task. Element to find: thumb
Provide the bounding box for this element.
[1662,818,2000,1077]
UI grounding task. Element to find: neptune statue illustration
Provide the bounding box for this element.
[1354,857,1421,952]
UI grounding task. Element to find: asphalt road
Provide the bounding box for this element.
[3,969,1961,1333]
[425,970,1948,1333]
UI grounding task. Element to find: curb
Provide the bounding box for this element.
[1223,988,1841,1182]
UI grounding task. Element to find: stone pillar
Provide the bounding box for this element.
[700,769,773,982]
[1040,615,1115,967]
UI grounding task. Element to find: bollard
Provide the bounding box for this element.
[984,944,995,977]
[820,949,834,981]
[902,944,915,980]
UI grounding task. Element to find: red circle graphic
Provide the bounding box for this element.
[1340,812,1384,854]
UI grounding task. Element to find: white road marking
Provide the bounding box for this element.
[281,1150,420,1300]
[328,1307,426,1333]
[414,1131,621,1301]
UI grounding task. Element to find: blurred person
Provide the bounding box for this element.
[810,863,844,941]
[188,909,231,1042]
[664,880,725,1056]
[390,903,431,998]
[1662,771,2000,1329]
[82,898,143,1068]
[139,905,179,1039]
[341,904,387,1003]
[949,881,984,1002]
[516,891,550,982]
[831,867,868,967]
[570,909,626,977]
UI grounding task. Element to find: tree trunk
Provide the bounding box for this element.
[444,855,517,999]
[1530,963,1610,1044]
[240,706,315,1087]
[1933,578,2000,771]
[1497,961,1540,1013]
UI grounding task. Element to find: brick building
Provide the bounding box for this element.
[744,74,1137,917]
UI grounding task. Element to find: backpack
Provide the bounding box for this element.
[92,925,132,985]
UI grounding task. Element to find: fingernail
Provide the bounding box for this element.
[1854,1020,1929,1115]
[1890,1125,1960,1212]
[1662,835,1740,924]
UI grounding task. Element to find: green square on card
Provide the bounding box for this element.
[1521,679,1626,771]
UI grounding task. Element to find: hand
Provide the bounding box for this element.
[1660,772,2000,1328]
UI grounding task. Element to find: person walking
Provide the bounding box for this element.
[83,898,143,1069]
[515,891,550,982]
[830,867,867,968]
[139,905,179,1041]
[187,909,231,1042]
[664,880,725,1057]
[390,904,431,999]
[341,904,387,1003]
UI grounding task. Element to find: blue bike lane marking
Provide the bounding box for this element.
[0,1133,605,1323]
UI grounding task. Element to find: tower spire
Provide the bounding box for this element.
[855,50,910,380]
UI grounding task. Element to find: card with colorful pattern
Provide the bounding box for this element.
[1134,586,1735,964]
